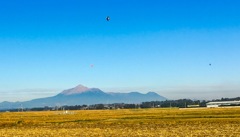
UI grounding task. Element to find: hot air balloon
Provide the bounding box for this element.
[106,16,110,21]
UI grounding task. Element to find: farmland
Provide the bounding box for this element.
[1,108,240,136]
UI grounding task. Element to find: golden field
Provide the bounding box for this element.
[0,108,240,137]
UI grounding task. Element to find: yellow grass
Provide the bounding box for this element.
[1,108,240,136]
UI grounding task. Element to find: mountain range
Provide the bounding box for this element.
[0,84,167,110]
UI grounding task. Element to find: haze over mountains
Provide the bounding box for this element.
[0,85,167,110]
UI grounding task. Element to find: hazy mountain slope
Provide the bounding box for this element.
[0,85,167,109]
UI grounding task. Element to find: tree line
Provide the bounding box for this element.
[3,97,240,112]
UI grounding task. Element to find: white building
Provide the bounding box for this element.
[206,101,240,108]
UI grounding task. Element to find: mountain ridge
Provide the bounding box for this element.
[0,84,167,110]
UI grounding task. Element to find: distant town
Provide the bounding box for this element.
[2,97,240,112]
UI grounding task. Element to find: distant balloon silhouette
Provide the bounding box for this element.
[106,16,110,21]
[209,63,211,66]
[90,64,94,68]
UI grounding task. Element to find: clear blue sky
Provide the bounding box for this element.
[0,0,240,102]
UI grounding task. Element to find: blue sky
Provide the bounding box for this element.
[0,0,240,102]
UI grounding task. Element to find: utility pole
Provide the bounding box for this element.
[21,104,23,112]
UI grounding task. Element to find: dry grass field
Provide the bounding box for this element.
[1,108,240,137]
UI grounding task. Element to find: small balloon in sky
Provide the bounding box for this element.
[90,64,94,68]
[209,63,211,66]
[106,16,110,21]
